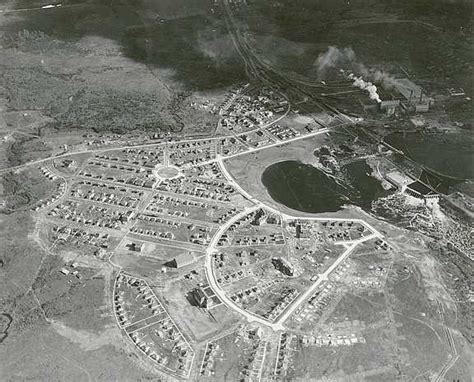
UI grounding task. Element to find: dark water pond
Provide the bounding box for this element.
[342,160,388,209]
[262,160,386,213]
[385,132,474,181]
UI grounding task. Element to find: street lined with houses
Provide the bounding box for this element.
[22,82,460,381]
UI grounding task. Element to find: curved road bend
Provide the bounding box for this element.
[204,205,284,330]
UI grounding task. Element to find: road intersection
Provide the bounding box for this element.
[14,86,384,334]
[203,160,383,331]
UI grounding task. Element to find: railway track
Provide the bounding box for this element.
[221,0,349,123]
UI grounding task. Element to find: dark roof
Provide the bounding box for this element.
[407,181,432,196]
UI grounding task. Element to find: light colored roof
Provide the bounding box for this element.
[386,171,413,187]
[174,252,195,266]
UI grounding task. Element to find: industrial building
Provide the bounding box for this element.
[385,171,414,192]
[375,78,433,114]
[392,78,434,113]
[379,100,401,115]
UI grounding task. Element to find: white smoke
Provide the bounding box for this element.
[370,70,401,89]
[315,46,356,78]
[348,73,381,103]
[355,65,401,90]
[316,46,402,92]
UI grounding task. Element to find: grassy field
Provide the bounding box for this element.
[290,327,396,380]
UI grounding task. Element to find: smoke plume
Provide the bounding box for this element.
[354,64,401,90]
[316,46,402,91]
[315,46,356,78]
[348,73,381,103]
[370,70,400,89]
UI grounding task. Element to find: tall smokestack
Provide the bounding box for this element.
[419,92,423,104]
[408,90,413,106]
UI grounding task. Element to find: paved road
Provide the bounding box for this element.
[209,152,385,329]
[274,233,378,328]
[10,82,387,334]
[203,193,381,331]
[26,123,383,333]
[222,127,330,161]
[216,155,383,238]
[0,135,220,175]
[204,205,283,329]
[0,114,323,176]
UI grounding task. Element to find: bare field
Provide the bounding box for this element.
[290,327,396,380]
[327,291,388,325]
[0,212,44,302]
[0,323,158,382]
